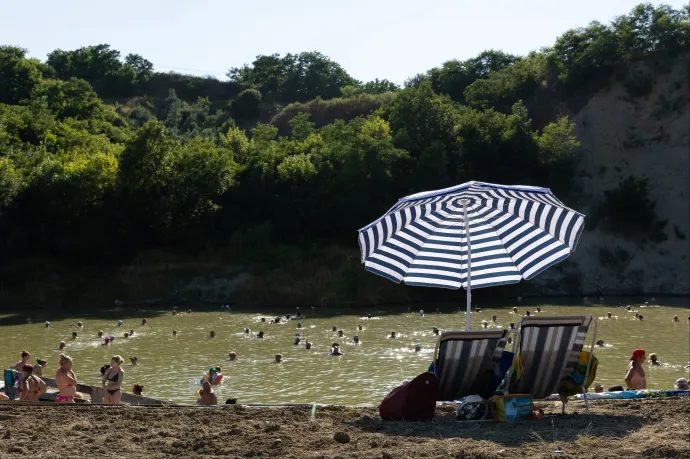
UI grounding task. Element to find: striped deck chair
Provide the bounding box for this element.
[434,330,510,404]
[508,316,597,414]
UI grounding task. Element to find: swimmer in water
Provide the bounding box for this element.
[13,350,32,372]
[274,317,281,324]
[172,330,177,336]
[536,307,542,313]
[638,315,644,321]
[124,332,129,338]
[77,321,83,328]
[141,319,147,326]
[274,354,282,363]
[59,341,66,350]
[482,320,488,329]
[228,352,237,361]
[597,339,605,347]
[607,312,612,318]
[367,314,372,319]
[420,310,424,317]
[297,322,303,329]
[102,338,110,346]
[525,311,531,317]
[492,315,497,322]
[330,343,343,356]
[509,323,515,330]
[474,306,481,312]
[210,331,216,338]
[98,330,104,338]
[261,318,266,323]
[353,335,360,344]
[294,335,301,345]
[432,327,439,335]
[130,356,138,365]
[244,327,251,335]
[389,331,396,339]
[331,326,337,332]
[256,331,264,339]
[20,364,47,402]
[117,320,122,327]
[305,341,312,350]
[45,321,50,328]
[133,384,144,396]
[513,307,518,314]
[649,353,660,366]
[129,330,135,336]
[673,315,678,322]
[414,344,421,353]
[71,331,77,339]
[358,324,363,331]
[338,330,344,338]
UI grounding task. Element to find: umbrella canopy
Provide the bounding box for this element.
[358,181,585,329]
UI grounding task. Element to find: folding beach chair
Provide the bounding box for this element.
[507,316,597,414]
[433,329,511,417]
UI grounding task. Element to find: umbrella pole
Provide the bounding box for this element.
[462,200,472,330]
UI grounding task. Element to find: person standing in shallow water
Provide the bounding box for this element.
[56,354,78,403]
[625,349,647,390]
[103,355,125,404]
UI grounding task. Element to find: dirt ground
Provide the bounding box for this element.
[0,398,688,459]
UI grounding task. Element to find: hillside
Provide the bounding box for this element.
[0,3,688,307]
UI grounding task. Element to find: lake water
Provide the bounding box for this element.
[1,299,688,405]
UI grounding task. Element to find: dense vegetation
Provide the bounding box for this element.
[0,3,688,302]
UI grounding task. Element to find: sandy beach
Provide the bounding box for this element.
[0,398,688,458]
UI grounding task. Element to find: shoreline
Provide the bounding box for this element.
[1,398,688,458]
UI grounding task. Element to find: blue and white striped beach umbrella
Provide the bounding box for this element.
[358,181,585,329]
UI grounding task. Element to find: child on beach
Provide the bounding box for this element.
[624,349,647,390]
[197,382,217,405]
[102,355,125,404]
[56,354,78,403]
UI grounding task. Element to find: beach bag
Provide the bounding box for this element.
[491,394,534,422]
[561,351,598,397]
[379,372,437,421]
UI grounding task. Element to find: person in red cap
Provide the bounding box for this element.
[624,349,647,390]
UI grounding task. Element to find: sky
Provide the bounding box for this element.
[1,0,686,85]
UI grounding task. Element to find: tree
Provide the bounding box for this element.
[0,46,43,104]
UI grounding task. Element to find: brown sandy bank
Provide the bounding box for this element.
[0,398,688,459]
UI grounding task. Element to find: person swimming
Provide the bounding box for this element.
[274,354,282,363]
[244,327,251,335]
[256,331,264,339]
[117,320,122,327]
[141,319,147,326]
[172,330,178,336]
[597,339,606,347]
[673,315,678,322]
[536,307,542,313]
[607,312,612,318]
[103,355,125,404]
[228,351,237,361]
[297,322,303,329]
[338,330,344,338]
[128,329,135,336]
[638,315,644,320]
[330,344,343,356]
[210,331,216,338]
[130,356,138,365]
[513,307,518,314]
[482,320,489,328]
[331,326,337,332]
[492,315,497,322]
[358,324,363,331]
[124,332,129,338]
[525,311,531,317]
[389,331,396,339]
[294,335,301,345]
[414,344,421,353]
[305,341,313,350]
[419,310,424,317]
[71,331,78,339]
[59,341,66,350]
[649,353,660,366]
[274,317,281,324]
[353,335,360,344]
[261,317,266,323]
[45,321,50,328]
[432,327,439,335]
[367,314,372,319]
[97,330,104,338]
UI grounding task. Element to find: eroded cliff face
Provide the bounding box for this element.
[530,53,690,295]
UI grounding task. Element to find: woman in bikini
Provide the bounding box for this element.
[19,364,47,401]
[102,355,125,404]
[13,350,31,371]
[56,354,78,403]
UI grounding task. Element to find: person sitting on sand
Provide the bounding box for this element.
[56,354,78,403]
[649,353,660,366]
[330,343,343,356]
[33,359,47,378]
[593,383,603,393]
[353,335,360,344]
[274,354,282,363]
[625,349,647,390]
[197,382,217,405]
[102,355,125,404]
[133,384,144,396]
[20,364,47,401]
[228,352,237,361]
[676,378,689,390]
[305,342,313,350]
[256,331,264,339]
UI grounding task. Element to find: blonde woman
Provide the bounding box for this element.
[56,354,78,403]
[102,355,125,404]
